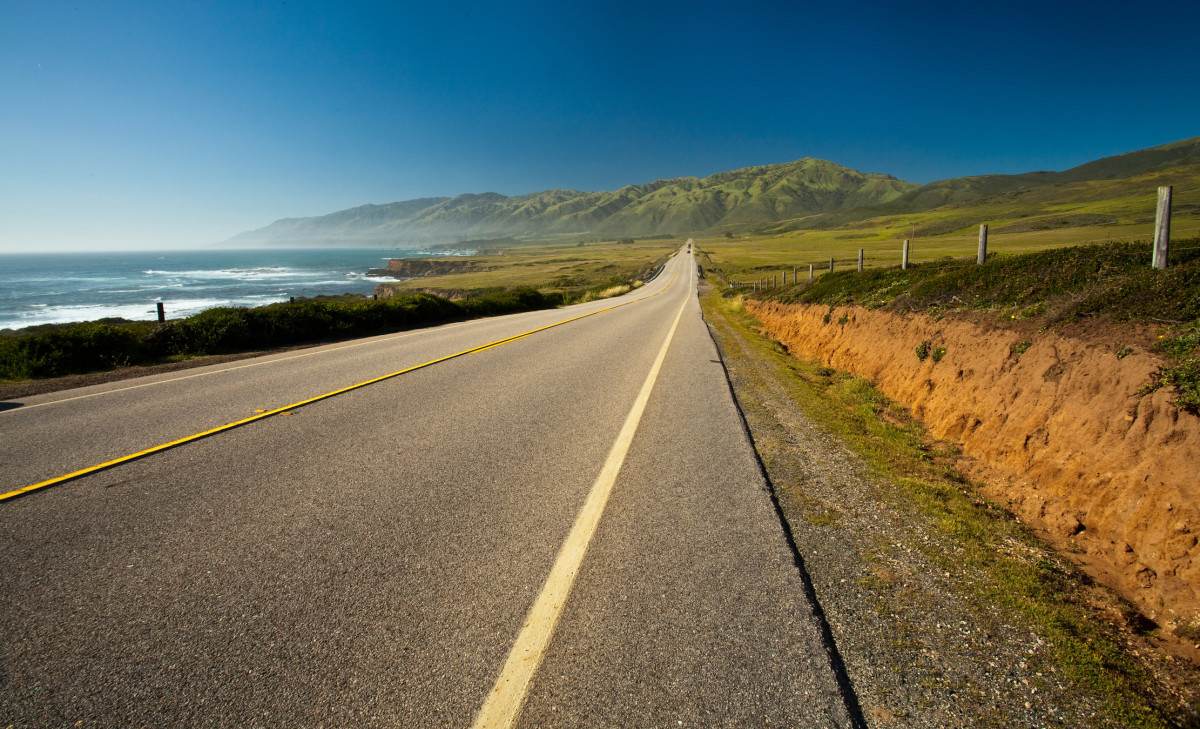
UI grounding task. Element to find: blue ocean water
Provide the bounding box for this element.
[0,248,443,331]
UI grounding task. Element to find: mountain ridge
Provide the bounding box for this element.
[226,136,1200,248]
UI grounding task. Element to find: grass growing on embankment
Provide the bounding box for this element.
[701,287,1193,727]
[0,288,564,381]
[757,240,1200,322]
[732,239,1200,414]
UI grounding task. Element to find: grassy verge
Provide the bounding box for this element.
[701,287,1191,727]
[0,288,563,381]
[755,240,1200,321]
[721,239,1200,415]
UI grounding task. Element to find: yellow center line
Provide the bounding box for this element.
[0,259,683,503]
[471,270,692,729]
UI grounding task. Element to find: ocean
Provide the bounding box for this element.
[0,248,443,331]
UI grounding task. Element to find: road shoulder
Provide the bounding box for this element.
[699,283,1195,728]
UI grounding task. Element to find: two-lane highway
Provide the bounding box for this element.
[0,250,861,727]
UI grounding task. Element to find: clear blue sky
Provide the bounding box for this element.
[2,0,1198,251]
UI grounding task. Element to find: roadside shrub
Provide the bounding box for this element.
[915,341,930,361]
[0,323,144,378]
[0,288,562,382]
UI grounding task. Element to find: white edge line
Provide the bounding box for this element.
[470,277,691,729]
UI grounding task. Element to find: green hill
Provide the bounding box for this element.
[227,136,1200,248]
[768,136,1200,235]
[227,160,916,247]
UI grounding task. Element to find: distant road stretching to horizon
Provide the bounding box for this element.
[0,250,863,727]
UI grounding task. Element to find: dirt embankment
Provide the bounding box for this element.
[747,300,1200,640]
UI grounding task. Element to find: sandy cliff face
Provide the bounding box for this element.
[747,300,1200,636]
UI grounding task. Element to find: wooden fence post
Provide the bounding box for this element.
[156,302,165,323]
[902,239,910,270]
[1153,186,1172,269]
[977,224,988,264]
[858,249,864,272]
[809,264,814,281]
[829,257,835,272]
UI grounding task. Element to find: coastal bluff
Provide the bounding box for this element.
[366,258,494,278]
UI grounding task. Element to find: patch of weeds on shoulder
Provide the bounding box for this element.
[915,341,930,361]
[1010,340,1031,357]
[1144,323,1200,415]
[931,347,947,362]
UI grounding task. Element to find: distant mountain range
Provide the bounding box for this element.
[226,137,1200,248]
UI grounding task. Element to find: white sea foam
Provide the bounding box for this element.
[0,296,290,329]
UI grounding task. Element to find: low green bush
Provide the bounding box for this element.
[0,322,145,379]
[0,288,565,381]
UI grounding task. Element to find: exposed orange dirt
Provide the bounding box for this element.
[747,300,1200,645]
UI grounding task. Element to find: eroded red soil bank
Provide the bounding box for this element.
[747,300,1199,641]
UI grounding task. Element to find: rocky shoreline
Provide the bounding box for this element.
[366,257,494,278]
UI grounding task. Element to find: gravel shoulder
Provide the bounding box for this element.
[699,282,1196,728]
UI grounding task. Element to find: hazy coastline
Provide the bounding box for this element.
[0,248,428,331]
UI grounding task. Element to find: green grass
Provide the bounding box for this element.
[701,289,1182,727]
[694,151,1200,280]
[1141,327,1200,414]
[731,239,1200,413]
[747,240,1200,323]
[376,238,676,294]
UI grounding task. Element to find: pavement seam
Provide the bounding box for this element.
[699,293,869,729]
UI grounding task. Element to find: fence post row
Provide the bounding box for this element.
[1153,185,1172,270]
[738,182,1172,286]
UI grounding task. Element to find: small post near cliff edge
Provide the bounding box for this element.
[1153,185,1172,269]
[902,239,910,270]
[977,224,988,265]
[857,249,864,272]
[809,264,814,281]
[156,302,165,323]
[829,257,835,273]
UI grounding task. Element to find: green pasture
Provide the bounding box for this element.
[377,237,679,293]
[701,164,1200,280]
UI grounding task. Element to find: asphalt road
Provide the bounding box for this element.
[0,250,860,727]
